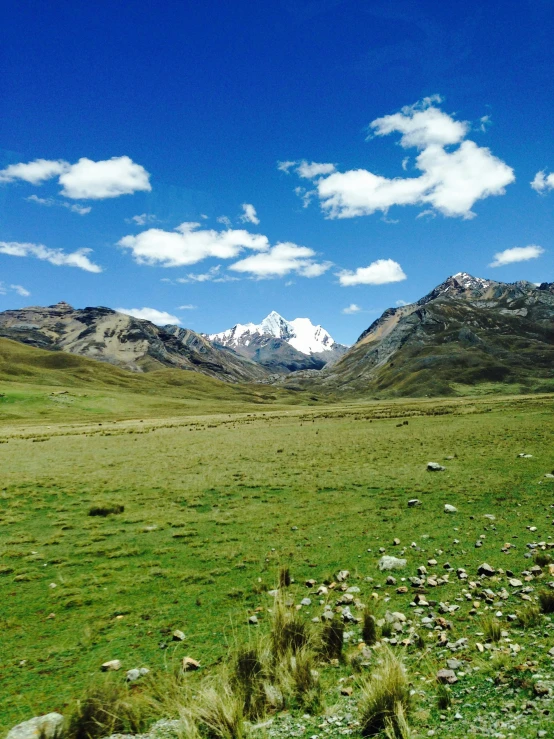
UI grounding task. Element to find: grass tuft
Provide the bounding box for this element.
[481,615,502,643]
[359,647,411,737]
[88,503,124,517]
[320,616,344,661]
[538,590,554,614]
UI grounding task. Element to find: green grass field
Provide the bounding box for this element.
[1,387,554,737]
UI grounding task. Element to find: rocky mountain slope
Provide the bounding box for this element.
[0,302,270,383]
[305,273,554,396]
[209,310,348,372]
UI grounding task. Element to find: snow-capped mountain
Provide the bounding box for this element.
[208,311,348,373]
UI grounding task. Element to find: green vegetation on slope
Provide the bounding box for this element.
[1,394,554,737]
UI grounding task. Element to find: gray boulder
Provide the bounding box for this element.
[7,714,64,739]
[427,462,445,471]
[378,556,407,571]
[444,504,458,513]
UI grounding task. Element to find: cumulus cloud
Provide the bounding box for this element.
[26,194,91,215]
[337,259,407,286]
[0,241,102,272]
[115,307,181,325]
[0,282,31,297]
[279,160,336,179]
[240,203,260,225]
[119,222,269,268]
[342,303,361,314]
[0,156,151,200]
[288,97,515,219]
[277,160,296,173]
[217,215,232,228]
[531,170,554,193]
[229,243,332,279]
[489,244,545,268]
[0,159,68,184]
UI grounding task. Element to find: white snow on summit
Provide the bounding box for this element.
[209,310,341,355]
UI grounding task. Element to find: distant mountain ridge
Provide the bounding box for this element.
[208,310,348,372]
[0,302,270,383]
[313,272,554,396]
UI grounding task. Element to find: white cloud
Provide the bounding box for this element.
[296,161,336,179]
[337,259,407,286]
[26,194,91,215]
[217,215,232,228]
[342,303,361,314]
[176,265,239,283]
[177,304,197,310]
[230,242,332,279]
[115,307,181,325]
[126,213,157,226]
[290,97,514,219]
[0,156,150,200]
[489,244,545,268]
[0,241,102,272]
[531,170,554,193]
[277,160,296,173]
[395,299,409,307]
[119,222,269,268]
[59,156,151,199]
[294,186,316,208]
[0,282,31,297]
[11,284,31,297]
[0,159,68,184]
[240,203,260,225]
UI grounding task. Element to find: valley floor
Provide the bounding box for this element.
[1,394,554,737]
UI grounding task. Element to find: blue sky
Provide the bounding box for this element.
[1,0,553,345]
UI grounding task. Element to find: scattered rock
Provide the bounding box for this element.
[182,657,200,671]
[7,714,64,739]
[437,669,458,684]
[172,630,186,641]
[248,615,259,625]
[408,499,422,507]
[444,505,458,513]
[478,563,495,577]
[101,660,121,672]
[336,570,350,582]
[126,667,150,682]
[378,556,407,571]
[428,462,446,471]
[517,453,533,458]
[447,658,462,670]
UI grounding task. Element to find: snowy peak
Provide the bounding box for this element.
[451,273,493,291]
[209,311,344,356]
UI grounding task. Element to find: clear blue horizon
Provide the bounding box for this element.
[1,0,553,345]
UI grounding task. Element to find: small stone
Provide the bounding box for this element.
[408,499,422,507]
[436,669,458,684]
[340,686,353,696]
[509,578,523,587]
[447,658,462,670]
[478,563,495,577]
[396,586,408,594]
[6,714,64,739]
[101,659,121,672]
[300,598,312,606]
[534,682,550,697]
[337,570,350,581]
[428,462,446,471]
[517,453,533,458]
[126,668,141,682]
[386,575,397,585]
[378,556,407,571]
[393,538,401,546]
[182,656,200,671]
[172,629,186,641]
[305,579,316,588]
[444,504,457,513]
[248,615,259,625]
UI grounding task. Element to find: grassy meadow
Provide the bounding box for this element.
[1,388,554,737]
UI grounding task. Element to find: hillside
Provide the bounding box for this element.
[296,273,554,397]
[0,337,310,422]
[0,302,270,383]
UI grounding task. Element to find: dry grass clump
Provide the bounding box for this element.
[538,589,554,614]
[88,502,124,517]
[481,615,502,643]
[516,604,542,628]
[533,551,552,568]
[196,677,247,739]
[358,647,411,738]
[66,677,155,739]
[320,616,344,661]
[362,611,378,646]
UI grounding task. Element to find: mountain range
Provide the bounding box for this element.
[0,273,552,396]
[208,311,348,372]
[310,272,554,396]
